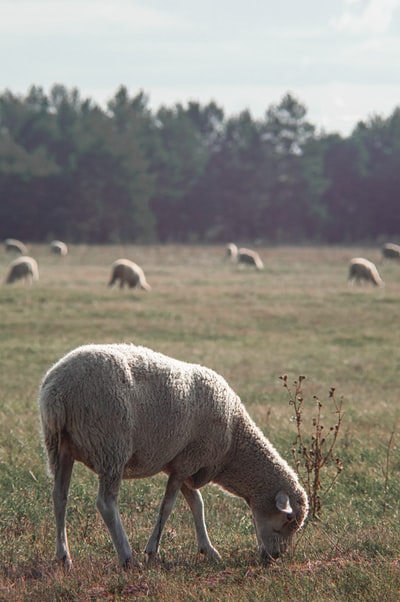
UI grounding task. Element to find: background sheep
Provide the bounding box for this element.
[6,256,39,284]
[225,242,239,260]
[348,257,383,286]
[225,243,264,270]
[238,247,264,270]
[50,240,68,256]
[4,238,28,255]
[108,258,151,291]
[39,343,308,569]
[382,242,400,261]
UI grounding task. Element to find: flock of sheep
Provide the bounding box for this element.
[3,238,67,285]
[2,239,153,291]
[4,237,398,289]
[2,238,265,290]
[4,236,400,570]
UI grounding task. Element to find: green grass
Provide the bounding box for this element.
[0,244,399,601]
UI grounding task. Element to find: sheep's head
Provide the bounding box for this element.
[250,489,308,563]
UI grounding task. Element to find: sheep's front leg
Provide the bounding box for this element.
[145,475,182,562]
[181,484,221,560]
[96,474,133,568]
[53,449,74,569]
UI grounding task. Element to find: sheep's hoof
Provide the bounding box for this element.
[208,549,222,562]
[121,555,142,570]
[56,555,72,571]
[200,546,221,561]
[144,551,158,566]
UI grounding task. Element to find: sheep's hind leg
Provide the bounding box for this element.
[96,474,134,568]
[144,474,182,562]
[53,448,74,569]
[181,484,221,560]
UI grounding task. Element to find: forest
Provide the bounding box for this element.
[0,84,399,245]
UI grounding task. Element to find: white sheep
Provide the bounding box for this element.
[50,240,68,256]
[225,243,239,260]
[4,238,28,254]
[224,243,264,270]
[382,242,400,261]
[39,344,308,569]
[238,247,264,270]
[348,257,383,286]
[108,258,151,291]
[6,256,39,284]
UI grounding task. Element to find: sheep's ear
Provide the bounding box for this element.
[275,491,293,514]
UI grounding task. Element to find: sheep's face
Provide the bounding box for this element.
[250,490,308,563]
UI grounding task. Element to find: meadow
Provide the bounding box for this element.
[0,243,399,601]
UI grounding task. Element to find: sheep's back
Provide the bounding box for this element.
[39,344,238,477]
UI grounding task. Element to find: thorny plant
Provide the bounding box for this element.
[280,374,344,519]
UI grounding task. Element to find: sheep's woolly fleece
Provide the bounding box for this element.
[39,344,308,566]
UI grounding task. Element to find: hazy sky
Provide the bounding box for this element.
[2,0,400,135]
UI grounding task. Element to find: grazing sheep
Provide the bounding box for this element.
[348,257,383,286]
[108,258,151,291]
[225,243,264,270]
[39,344,308,569]
[225,242,239,260]
[50,240,68,256]
[382,242,400,261]
[6,256,39,284]
[238,247,264,270]
[4,238,28,254]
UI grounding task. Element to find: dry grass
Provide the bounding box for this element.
[0,243,399,601]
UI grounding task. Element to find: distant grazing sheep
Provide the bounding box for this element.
[50,240,68,256]
[39,343,308,569]
[225,242,239,260]
[4,238,28,254]
[238,247,264,270]
[108,258,151,291]
[225,243,264,270]
[6,256,39,284]
[348,257,383,286]
[382,242,400,261]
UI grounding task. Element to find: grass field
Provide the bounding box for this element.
[0,243,399,601]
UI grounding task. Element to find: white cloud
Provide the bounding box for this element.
[334,0,400,34]
[0,0,185,35]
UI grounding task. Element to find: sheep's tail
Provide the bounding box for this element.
[38,384,66,476]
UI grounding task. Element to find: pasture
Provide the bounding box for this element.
[0,243,399,601]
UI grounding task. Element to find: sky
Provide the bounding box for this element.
[2,0,400,136]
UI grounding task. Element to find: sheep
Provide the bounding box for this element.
[50,240,68,256]
[38,343,308,569]
[224,243,264,270]
[237,247,264,270]
[6,256,39,284]
[225,242,239,260]
[382,242,400,261]
[4,238,28,254]
[348,257,383,286]
[108,258,151,291]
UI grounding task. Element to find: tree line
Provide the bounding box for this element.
[1,84,399,245]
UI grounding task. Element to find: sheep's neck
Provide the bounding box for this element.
[213,414,270,503]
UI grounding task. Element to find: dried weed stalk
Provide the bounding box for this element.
[280,374,344,519]
[382,428,396,517]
